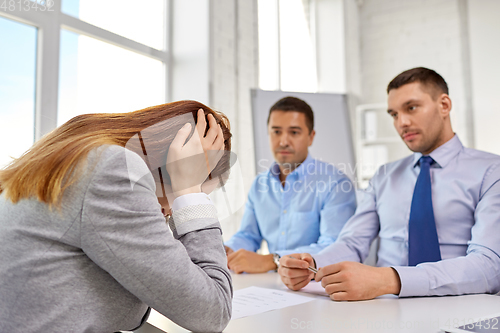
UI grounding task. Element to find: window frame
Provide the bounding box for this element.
[0,0,172,140]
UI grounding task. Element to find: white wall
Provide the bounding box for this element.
[171,0,210,103]
[315,0,346,93]
[343,0,362,154]
[468,0,500,155]
[210,0,259,237]
[169,0,259,239]
[357,0,474,149]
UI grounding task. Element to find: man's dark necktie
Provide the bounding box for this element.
[408,155,441,266]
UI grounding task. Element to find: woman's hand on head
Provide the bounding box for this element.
[166,109,225,199]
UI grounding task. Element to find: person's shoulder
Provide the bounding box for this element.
[461,147,500,164]
[89,144,127,161]
[89,145,145,167]
[309,158,333,170]
[306,158,348,178]
[461,148,500,184]
[371,154,414,181]
[385,154,415,168]
[250,168,273,187]
[85,145,150,183]
[256,168,271,177]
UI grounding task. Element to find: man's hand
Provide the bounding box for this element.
[315,261,401,301]
[227,249,276,274]
[224,246,234,256]
[278,253,315,291]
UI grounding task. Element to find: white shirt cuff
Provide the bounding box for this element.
[392,266,430,297]
[171,193,214,212]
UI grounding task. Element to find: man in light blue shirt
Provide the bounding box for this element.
[279,67,500,300]
[224,97,357,274]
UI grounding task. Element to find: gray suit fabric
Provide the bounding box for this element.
[0,145,232,333]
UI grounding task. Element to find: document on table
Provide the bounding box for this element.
[277,280,329,297]
[231,286,315,320]
[299,281,329,297]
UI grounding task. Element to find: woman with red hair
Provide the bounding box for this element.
[0,101,233,333]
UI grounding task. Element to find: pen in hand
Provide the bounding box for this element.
[288,256,318,274]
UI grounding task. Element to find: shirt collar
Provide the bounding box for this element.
[412,134,463,168]
[269,154,314,179]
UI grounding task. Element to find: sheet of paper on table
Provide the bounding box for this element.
[299,281,330,297]
[231,286,315,320]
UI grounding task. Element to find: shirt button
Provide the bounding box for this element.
[283,210,287,214]
[281,232,285,235]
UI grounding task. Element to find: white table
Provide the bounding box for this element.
[142,272,500,333]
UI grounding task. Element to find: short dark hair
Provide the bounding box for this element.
[387,67,449,99]
[267,96,314,133]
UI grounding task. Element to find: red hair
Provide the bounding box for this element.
[0,100,231,207]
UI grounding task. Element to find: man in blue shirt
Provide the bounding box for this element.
[224,97,357,274]
[279,67,500,300]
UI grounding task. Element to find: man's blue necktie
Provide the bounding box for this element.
[408,155,441,266]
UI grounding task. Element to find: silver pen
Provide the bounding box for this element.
[289,256,318,274]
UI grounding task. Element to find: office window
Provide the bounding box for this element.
[257,0,280,91]
[279,0,317,92]
[58,30,165,126]
[62,0,165,50]
[0,0,169,152]
[258,0,317,92]
[0,17,37,168]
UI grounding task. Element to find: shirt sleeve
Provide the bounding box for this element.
[171,192,214,211]
[277,175,357,257]
[80,146,232,333]
[313,181,381,268]
[393,163,500,297]
[224,178,263,252]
